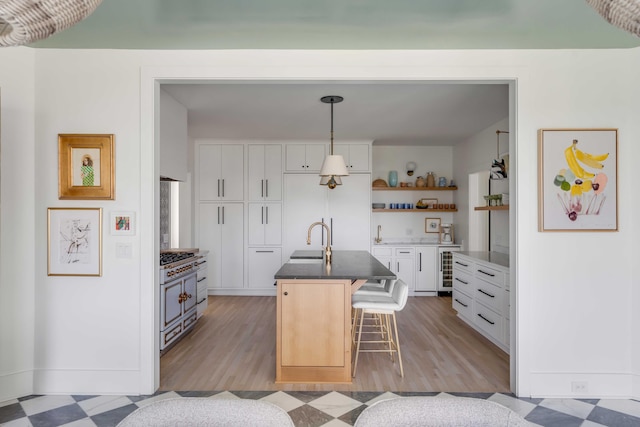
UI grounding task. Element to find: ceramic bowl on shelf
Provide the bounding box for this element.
[372,203,386,209]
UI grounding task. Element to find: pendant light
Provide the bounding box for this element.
[319,95,349,189]
[0,0,103,47]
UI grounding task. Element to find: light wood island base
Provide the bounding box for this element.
[276,279,354,383]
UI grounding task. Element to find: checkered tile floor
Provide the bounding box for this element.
[2,391,640,426]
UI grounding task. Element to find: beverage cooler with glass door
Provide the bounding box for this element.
[438,246,460,294]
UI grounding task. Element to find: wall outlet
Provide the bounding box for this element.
[571,381,588,393]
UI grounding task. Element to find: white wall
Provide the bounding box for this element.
[0,48,638,400]
[372,145,455,240]
[0,47,36,402]
[454,117,510,252]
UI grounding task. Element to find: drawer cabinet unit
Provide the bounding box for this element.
[248,248,282,289]
[415,246,437,292]
[285,144,326,172]
[195,253,209,318]
[452,252,510,353]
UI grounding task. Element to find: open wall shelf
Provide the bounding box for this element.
[373,186,457,191]
[474,205,509,211]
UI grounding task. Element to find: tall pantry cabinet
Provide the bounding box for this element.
[196,143,245,290]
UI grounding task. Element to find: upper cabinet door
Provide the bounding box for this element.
[198,144,244,201]
[249,145,282,200]
[333,144,370,172]
[285,144,326,172]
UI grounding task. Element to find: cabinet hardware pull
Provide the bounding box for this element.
[197,277,206,282]
[284,291,288,296]
[455,261,468,267]
[399,251,410,254]
[454,298,468,308]
[222,179,225,197]
[419,252,422,271]
[397,262,400,272]
[222,206,225,224]
[266,206,269,224]
[256,250,274,253]
[262,206,264,224]
[455,278,468,285]
[440,253,443,271]
[265,179,268,198]
[217,179,220,197]
[478,269,495,277]
[261,179,264,198]
[478,313,495,325]
[478,288,495,298]
[217,206,220,225]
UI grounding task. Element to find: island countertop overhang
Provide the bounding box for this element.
[274,250,396,281]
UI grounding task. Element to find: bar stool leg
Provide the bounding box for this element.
[391,312,404,377]
[352,307,367,378]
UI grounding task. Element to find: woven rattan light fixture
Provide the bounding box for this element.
[586,0,640,37]
[0,0,102,47]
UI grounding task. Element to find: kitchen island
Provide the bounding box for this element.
[274,250,396,383]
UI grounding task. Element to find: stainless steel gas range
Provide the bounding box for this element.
[160,250,198,353]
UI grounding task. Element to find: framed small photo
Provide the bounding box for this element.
[538,128,618,232]
[48,207,102,276]
[425,217,441,233]
[110,211,135,236]
[58,134,115,200]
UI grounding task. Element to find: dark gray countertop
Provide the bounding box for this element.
[275,250,396,280]
[456,251,509,268]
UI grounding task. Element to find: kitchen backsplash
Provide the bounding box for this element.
[160,181,171,250]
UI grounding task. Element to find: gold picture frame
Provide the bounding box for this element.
[48,207,102,276]
[538,128,618,232]
[58,134,115,200]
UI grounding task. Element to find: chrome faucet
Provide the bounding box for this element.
[307,221,332,264]
[375,225,382,243]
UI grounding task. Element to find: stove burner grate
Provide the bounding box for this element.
[160,252,195,266]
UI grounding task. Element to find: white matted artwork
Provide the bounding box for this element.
[538,128,618,232]
[110,211,135,236]
[48,207,102,276]
[425,218,441,233]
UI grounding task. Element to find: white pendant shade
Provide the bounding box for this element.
[319,155,349,177]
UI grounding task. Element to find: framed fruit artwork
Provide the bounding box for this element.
[538,128,617,232]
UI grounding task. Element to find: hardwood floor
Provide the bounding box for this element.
[160,295,509,392]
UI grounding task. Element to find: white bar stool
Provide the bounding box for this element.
[351,279,408,378]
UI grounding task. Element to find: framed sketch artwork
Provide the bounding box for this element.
[48,208,102,276]
[58,134,115,200]
[538,128,618,232]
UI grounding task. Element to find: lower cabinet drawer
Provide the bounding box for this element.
[474,278,503,314]
[475,262,504,287]
[183,310,198,329]
[452,257,473,274]
[452,290,473,319]
[161,322,182,349]
[474,302,503,342]
[452,270,473,295]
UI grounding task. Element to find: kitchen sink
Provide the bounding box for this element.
[287,258,324,264]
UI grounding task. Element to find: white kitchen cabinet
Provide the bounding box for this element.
[371,246,415,292]
[248,248,282,289]
[283,173,371,259]
[159,89,188,181]
[248,202,282,246]
[248,144,282,201]
[452,252,509,353]
[415,246,437,292]
[285,144,326,172]
[197,203,244,290]
[333,144,370,172]
[197,143,244,201]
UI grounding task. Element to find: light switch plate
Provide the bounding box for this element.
[116,242,132,259]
